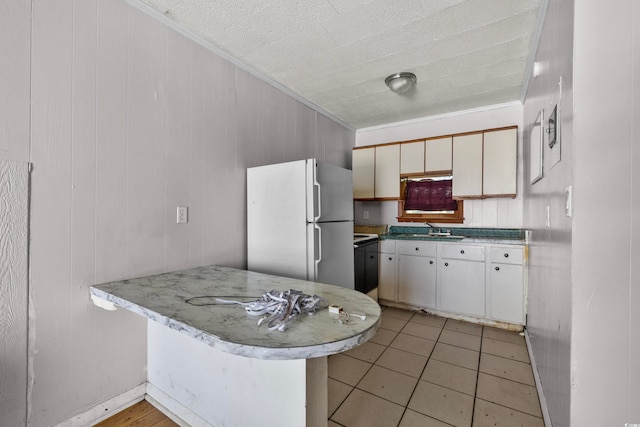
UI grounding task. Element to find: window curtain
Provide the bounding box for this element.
[404,179,458,211]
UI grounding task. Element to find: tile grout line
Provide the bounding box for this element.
[474,397,546,421]
[470,324,486,426]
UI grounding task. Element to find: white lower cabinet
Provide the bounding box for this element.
[378,241,397,301]
[486,246,525,324]
[398,255,437,309]
[396,240,437,308]
[437,243,486,317]
[438,258,485,317]
[379,239,526,326]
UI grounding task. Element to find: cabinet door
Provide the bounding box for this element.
[483,128,517,197]
[438,259,485,316]
[398,255,436,309]
[452,133,483,198]
[378,252,397,301]
[374,144,400,199]
[488,263,524,324]
[352,147,375,199]
[425,136,452,173]
[400,141,425,174]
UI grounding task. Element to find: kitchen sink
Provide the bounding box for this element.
[394,233,465,240]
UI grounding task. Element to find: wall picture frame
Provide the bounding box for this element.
[530,109,544,184]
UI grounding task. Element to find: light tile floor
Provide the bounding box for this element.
[328,306,544,427]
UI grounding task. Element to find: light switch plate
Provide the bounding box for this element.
[565,185,572,217]
[177,206,188,224]
[545,204,551,228]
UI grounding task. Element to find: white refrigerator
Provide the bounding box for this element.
[247,159,354,289]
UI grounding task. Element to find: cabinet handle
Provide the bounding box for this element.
[504,253,509,258]
[388,257,393,261]
[429,260,434,265]
[495,266,500,271]
[444,262,449,267]
[370,255,374,259]
[415,247,419,251]
[460,249,465,254]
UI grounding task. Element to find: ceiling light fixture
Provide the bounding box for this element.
[385,72,417,94]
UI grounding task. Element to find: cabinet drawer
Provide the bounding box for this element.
[379,240,396,253]
[397,240,437,257]
[440,243,485,261]
[490,246,523,265]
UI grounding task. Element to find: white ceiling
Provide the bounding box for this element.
[135,0,542,129]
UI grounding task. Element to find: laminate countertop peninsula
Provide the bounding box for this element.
[91,265,381,427]
[91,265,381,359]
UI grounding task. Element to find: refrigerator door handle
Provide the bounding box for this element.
[313,172,322,222]
[314,224,323,274]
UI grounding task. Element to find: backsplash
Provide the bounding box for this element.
[354,199,523,229]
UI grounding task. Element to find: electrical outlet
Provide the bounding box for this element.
[363,210,369,220]
[177,206,188,224]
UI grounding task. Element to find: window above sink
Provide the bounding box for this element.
[397,175,464,224]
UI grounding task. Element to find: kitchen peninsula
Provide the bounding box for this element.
[91,265,381,427]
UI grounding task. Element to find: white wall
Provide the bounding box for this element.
[354,103,524,229]
[521,1,574,426]
[570,0,640,424]
[524,1,640,426]
[22,1,354,426]
[0,0,30,162]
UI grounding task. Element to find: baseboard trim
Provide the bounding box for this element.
[53,383,147,427]
[525,330,553,427]
[146,383,214,427]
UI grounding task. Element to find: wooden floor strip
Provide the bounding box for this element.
[94,400,179,427]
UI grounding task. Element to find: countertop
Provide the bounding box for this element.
[91,265,381,360]
[379,226,526,245]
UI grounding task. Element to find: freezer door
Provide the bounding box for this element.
[306,159,354,223]
[247,160,308,280]
[307,221,355,289]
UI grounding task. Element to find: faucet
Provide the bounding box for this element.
[424,222,451,236]
[424,222,440,234]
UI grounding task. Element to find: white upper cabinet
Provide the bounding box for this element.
[352,147,375,199]
[374,144,400,199]
[483,128,517,197]
[425,136,452,173]
[452,133,483,198]
[353,126,517,200]
[400,141,425,175]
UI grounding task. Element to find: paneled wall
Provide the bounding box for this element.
[570,0,640,424]
[522,1,574,425]
[524,1,640,426]
[354,103,523,229]
[26,1,354,426]
[0,0,30,161]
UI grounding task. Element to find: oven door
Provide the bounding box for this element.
[354,239,378,294]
